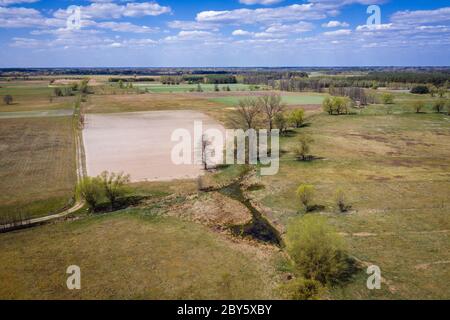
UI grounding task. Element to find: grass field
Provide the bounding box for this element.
[209,93,327,106]
[249,112,450,299]
[0,81,73,112]
[1,78,449,300]
[0,211,282,299]
[0,116,76,222]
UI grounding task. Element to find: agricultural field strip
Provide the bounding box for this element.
[0,109,74,119]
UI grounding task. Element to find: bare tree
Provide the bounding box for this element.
[234,98,260,129]
[201,134,212,171]
[259,94,285,131]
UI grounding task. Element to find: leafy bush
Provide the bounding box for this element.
[99,171,131,210]
[413,101,425,113]
[293,135,313,161]
[286,215,349,284]
[381,93,394,104]
[335,189,350,213]
[434,99,446,113]
[288,109,305,128]
[3,95,13,105]
[279,278,325,300]
[296,184,314,211]
[76,177,103,212]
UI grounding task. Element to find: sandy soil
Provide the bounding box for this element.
[83,110,225,182]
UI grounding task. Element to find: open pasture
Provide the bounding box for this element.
[249,112,450,299]
[0,211,281,299]
[0,80,73,112]
[209,93,327,106]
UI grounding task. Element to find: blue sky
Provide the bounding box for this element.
[0,0,449,67]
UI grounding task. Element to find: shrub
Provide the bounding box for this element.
[3,95,13,105]
[322,97,333,115]
[288,109,305,128]
[99,171,131,210]
[294,135,313,161]
[296,184,314,211]
[434,99,446,113]
[381,93,394,104]
[413,101,425,113]
[280,278,325,300]
[335,189,350,213]
[286,215,349,284]
[274,112,288,135]
[76,177,103,212]
[410,85,430,94]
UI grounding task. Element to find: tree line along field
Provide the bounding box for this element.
[0,74,449,300]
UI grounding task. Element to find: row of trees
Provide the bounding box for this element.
[322,96,354,115]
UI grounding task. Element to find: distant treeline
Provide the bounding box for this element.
[109,77,156,82]
[241,71,309,85]
[160,74,237,85]
[354,72,450,86]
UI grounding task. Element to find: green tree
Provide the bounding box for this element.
[53,87,63,97]
[434,99,445,113]
[118,80,124,89]
[322,97,333,115]
[413,101,425,113]
[214,84,220,92]
[296,184,314,211]
[381,93,394,104]
[99,171,131,210]
[288,109,305,128]
[286,215,349,284]
[446,100,450,115]
[428,85,438,97]
[437,87,447,98]
[274,112,288,135]
[76,177,103,212]
[3,95,13,105]
[197,83,203,92]
[294,135,313,161]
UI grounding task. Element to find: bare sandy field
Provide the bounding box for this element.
[83,110,225,182]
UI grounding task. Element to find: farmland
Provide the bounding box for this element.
[0,74,449,300]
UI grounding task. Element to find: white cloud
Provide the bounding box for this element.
[196,4,326,24]
[322,20,349,28]
[391,7,450,25]
[323,29,351,36]
[232,29,251,36]
[54,2,171,20]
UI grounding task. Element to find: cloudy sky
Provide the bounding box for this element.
[0,0,449,67]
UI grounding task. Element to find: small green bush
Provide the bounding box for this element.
[286,215,349,284]
[280,278,325,300]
